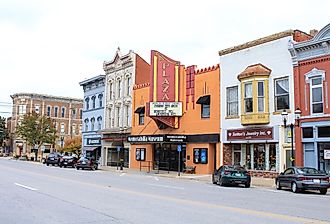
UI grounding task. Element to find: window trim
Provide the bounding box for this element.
[226,86,239,117]
[310,76,324,115]
[244,82,253,113]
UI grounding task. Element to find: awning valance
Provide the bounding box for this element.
[83,147,98,151]
[196,95,210,105]
[134,106,145,114]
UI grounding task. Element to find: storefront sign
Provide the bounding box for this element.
[227,128,273,140]
[149,102,183,116]
[87,138,101,145]
[127,135,165,143]
[165,135,187,142]
[324,150,330,160]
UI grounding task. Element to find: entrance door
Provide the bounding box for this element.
[154,144,186,172]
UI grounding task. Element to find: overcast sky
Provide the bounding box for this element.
[0,0,329,117]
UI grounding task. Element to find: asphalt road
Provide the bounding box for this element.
[0,158,329,224]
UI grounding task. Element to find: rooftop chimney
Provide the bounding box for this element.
[309,29,318,37]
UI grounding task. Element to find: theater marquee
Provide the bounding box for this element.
[149,102,183,116]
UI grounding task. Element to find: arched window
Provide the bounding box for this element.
[91,117,95,131]
[84,118,89,132]
[85,97,90,110]
[98,94,103,108]
[91,96,96,109]
[97,116,102,130]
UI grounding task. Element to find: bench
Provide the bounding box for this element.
[183,166,196,174]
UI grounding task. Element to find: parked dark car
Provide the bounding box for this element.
[45,152,62,166]
[59,155,78,168]
[76,157,98,170]
[275,167,330,194]
[212,165,251,188]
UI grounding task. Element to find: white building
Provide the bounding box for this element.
[101,48,149,167]
[219,30,310,176]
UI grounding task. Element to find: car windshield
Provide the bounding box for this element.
[296,167,320,174]
[79,157,88,161]
[225,165,246,171]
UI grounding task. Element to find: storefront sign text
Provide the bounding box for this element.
[324,150,330,160]
[227,128,273,140]
[149,102,182,116]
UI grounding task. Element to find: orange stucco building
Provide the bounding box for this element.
[128,51,220,174]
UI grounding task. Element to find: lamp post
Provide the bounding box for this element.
[281,108,301,167]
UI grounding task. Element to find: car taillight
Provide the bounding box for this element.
[224,171,230,175]
[298,177,307,181]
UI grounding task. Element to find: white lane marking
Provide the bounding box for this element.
[154,177,159,181]
[120,173,126,176]
[148,183,184,190]
[14,183,38,191]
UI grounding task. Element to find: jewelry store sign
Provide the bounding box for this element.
[227,128,273,140]
[149,102,182,116]
[324,150,330,160]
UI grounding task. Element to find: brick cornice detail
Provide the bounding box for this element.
[133,83,150,90]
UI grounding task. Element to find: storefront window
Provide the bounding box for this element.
[193,148,208,164]
[269,145,276,171]
[136,148,146,161]
[318,143,330,172]
[318,126,330,138]
[254,144,265,170]
[302,127,313,138]
[233,144,241,166]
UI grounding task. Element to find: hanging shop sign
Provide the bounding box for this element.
[227,127,273,140]
[86,137,101,145]
[149,102,183,116]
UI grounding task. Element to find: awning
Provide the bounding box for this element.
[196,95,210,104]
[83,147,98,151]
[134,106,145,114]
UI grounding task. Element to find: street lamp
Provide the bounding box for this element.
[281,108,301,167]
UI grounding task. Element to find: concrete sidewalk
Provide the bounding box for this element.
[99,166,276,189]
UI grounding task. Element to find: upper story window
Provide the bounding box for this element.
[18,104,26,115]
[72,124,76,135]
[98,94,103,108]
[226,86,238,117]
[126,105,130,126]
[258,81,264,112]
[61,107,66,118]
[109,83,113,100]
[79,109,82,119]
[91,117,95,131]
[244,82,253,113]
[118,80,122,98]
[116,107,120,127]
[85,97,90,110]
[274,77,289,111]
[311,76,323,114]
[60,123,65,134]
[84,118,89,132]
[135,107,145,125]
[47,106,51,116]
[127,77,131,96]
[71,108,76,119]
[54,107,58,117]
[91,96,96,109]
[97,116,102,130]
[196,95,210,118]
[35,105,40,114]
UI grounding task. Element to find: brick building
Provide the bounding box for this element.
[290,23,330,172]
[10,93,83,160]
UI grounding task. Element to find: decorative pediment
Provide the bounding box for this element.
[305,68,326,83]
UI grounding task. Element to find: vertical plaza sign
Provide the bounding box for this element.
[149,51,181,128]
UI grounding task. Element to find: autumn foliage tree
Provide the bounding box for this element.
[63,136,82,156]
[15,112,57,151]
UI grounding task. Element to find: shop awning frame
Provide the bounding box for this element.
[196,95,210,105]
[134,106,145,114]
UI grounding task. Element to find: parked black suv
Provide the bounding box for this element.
[59,155,78,168]
[45,152,62,166]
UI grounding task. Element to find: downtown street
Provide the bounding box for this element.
[0,158,329,224]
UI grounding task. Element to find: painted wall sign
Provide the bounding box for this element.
[127,135,165,143]
[227,128,273,140]
[149,102,183,116]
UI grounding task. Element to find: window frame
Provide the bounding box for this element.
[61,107,66,118]
[257,81,264,112]
[310,76,324,114]
[274,77,290,111]
[54,107,59,117]
[244,82,253,113]
[201,104,210,118]
[136,148,146,161]
[226,86,238,117]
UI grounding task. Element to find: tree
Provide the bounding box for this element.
[62,136,82,157]
[0,116,8,147]
[15,112,57,151]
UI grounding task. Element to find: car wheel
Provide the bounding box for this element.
[218,178,224,186]
[212,175,217,184]
[91,166,95,171]
[291,182,299,193]
[76,167,79,170]
[59,165,62,168]
[46,163,49,166]
[245,183,251,188]
[276,180,282,190]
[320,189,327,195]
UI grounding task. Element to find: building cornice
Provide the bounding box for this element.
[10,93,83,103]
